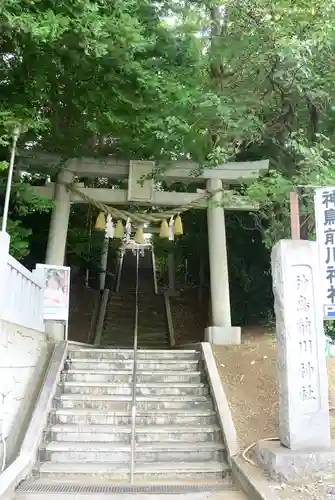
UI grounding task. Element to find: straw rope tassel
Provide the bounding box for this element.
[114,220,124,239]
[95,212,106,230]
[174,214,183,236]
[160,219,170,238]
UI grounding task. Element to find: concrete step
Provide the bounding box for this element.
[101,344,171,350]
[106,308,166,316]
[64,370,203,384]
[105,331,169,338]
[104,338,170,345]
[58,394,212,411]
[103,328,168,333]
[49,408,218,426]
[62,382,209,397]
[45,424,221,443]
[15,489,247,500]
[40,441,225,463]
[68,359,199,371]
[101,342,171,349]
[109,307,166,313]
[101,345,171,351]
[35,460,230,481]
[67,349,199,360]
[104,321,135,328]
[108,316,166,321]
[102,338,170,346]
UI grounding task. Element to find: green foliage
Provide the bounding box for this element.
[6,219,32,260]
[1,0,335,324]
[0,0,205,159]
[0,180,53,259]
[207,0,335,244]
[325,321,335,342]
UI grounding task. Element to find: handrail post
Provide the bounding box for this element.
[116,248,125,293]
[164,291,175,347]
[130,247,139,484]
[151,246,158,295]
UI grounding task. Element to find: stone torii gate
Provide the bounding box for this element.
[18,152,268,344]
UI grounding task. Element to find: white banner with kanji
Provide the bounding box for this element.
[315,187,335,319]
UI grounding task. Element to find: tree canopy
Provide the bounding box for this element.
[1,0,335,323]
[0,0,205,158]
[1,0,335,166]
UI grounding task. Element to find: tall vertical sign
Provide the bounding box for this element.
[315,187,335,319]
[271,240,330,450]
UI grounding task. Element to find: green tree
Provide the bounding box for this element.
[200,0,335,244]
[0,0,206,159]
[0,176,53,259]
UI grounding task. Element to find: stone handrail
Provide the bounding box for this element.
[0,341,67,500]
[0,247,44,332]
[5,256,44,331]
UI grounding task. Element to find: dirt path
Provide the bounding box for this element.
[213,327,278,449]
[213,326,335,448]
[213,327,335,500]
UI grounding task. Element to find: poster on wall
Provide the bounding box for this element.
[36,264,71,321]
[314,187,335,319]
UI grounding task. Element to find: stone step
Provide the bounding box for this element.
[68,359,199,371]
[101,345,171,351]
[62,382,209,397]
[106,314,166,321]
[103,336,169,344]
[68,349,199,360]
[14,488,247,500]
[101,346,169,349]
[106,300,134,307]
[107,309,166,316]
[103,320,135,327]
[109,305,164,310]
[64,370,203,384]
[49,408,218,426]
[101,341,170,348]
[104,337,169,343]
[40,441,226,463]
[103,326,168,332]
[45,424,221,443]
[105,330,168,337]
[106,305,166,311]
[100,339,169,344]
[35,460,230,481]
[117,291,155,296]
[105,328,168,336]
[58,394,213,411]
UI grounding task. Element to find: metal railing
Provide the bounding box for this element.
[130,248,140,484]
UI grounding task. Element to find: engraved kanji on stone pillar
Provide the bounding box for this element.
[271,240,331,451]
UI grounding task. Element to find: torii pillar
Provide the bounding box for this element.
[45,168,75,265]
[205,178,241,344]
[44,168,74,342]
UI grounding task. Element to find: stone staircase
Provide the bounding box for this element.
[101,292,170,348]
[101,255,170,348]
[19,346,233,490]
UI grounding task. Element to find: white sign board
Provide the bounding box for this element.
[314,188,335,319]
[36,264,70,321]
